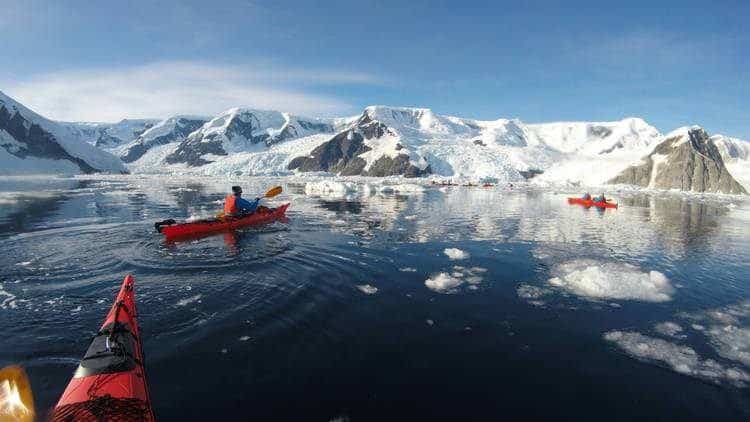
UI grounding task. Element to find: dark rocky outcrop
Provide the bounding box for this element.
[0,104,97,173]
[287,112,430,177]
[165,133,227,166]
[519,169,544,179]
[121,117,205,163]
[608,127,746,194]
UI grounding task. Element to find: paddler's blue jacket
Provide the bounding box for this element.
[236,196,260,213]
[224,194,260,216]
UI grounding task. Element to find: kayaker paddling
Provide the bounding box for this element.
[224,185,261,217]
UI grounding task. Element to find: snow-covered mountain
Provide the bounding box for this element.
[609,126,746,194]
[288,106,664,182]
[164,108,335,167]
[2,91,746,194]
[117,116,207,164]
[62,119,158,149]
[0,91,128,175]
[711,134,750,190]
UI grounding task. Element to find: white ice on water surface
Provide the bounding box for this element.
[425,266,486,294]
[654,322,685,338]
[176,294,202,307]
[356,284,378,295]
[604,331,749,386]
[443,248,469,260]
[604,300,750,386]
[548,260,674,302]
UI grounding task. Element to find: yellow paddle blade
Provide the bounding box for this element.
[215,212,225,218]
[263,186,283,198]
[0,366,35,422]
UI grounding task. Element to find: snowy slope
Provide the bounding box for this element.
[0,91,127,175]
[115,104,667,184]
[62,119,158,149]
[117,115,207,163]
[287,106,662,183]
[164,108,334,167]
[711,134,750,190]
[529,118,663,186]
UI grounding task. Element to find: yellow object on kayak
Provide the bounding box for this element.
[0,365,35,422]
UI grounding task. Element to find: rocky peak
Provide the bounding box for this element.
[609,126,746,194]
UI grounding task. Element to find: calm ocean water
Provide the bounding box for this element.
[1,176,748,421]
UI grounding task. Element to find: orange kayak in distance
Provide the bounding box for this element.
[567,198,618,209]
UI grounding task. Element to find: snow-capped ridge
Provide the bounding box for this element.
[0,90,127,174]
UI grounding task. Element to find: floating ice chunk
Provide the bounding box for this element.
[304,180,361,196]
[239,336,251,342]
[399,267,417,272]
[678,300,749,366]
[378,184,424,194]
[425,266,485,293]
[444,248,469,260]
[356,284,378,295]
[654,322,685,338]
[517,284,551,300]
[176,294,202,307]
[425,272,463,293]
[70,306,82,313]
[548,260,674,302]
[604,330,750,386]
[0,283,17,310]
[707,325,750,366]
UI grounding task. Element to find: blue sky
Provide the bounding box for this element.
[1,0,748,137]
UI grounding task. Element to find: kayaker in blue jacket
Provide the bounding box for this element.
[593,193,607,203]
[224,186,260,216]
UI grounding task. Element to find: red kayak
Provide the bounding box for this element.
[51,275,154,421]
[156,203,290,238]
[568,197,618,209]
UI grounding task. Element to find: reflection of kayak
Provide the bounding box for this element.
[51,275,155,421]
[567,198,618,209]
[156,203,290,238]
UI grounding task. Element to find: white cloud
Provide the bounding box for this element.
[1,61,380,122]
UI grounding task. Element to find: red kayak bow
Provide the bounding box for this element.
[50,275,154,421]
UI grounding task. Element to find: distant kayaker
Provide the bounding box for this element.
[224,186,260,217]
[593,193,607,202]
[582,192,592,200]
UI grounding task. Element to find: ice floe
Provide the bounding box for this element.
[176,294,202,307]
[654,322,685,338]
[548,260,674,302]
[425,266,486,294]
[516,284,552,307]
[604,331,749,386]
[356,284,379,295]
[443,248,469,260]
[0,283,18,310]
